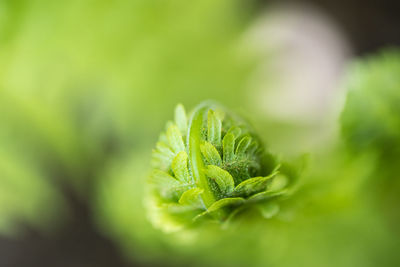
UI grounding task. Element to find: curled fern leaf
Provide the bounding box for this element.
[146,101,299,232]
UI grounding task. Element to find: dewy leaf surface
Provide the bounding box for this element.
[167,124,185,153]
[204,165,234,195]
[233,172,278,197]
[148,101,298,231]
[172,151,190,183]
[207,109,222,147]
[200,142,222,166]
[222,133,235,162]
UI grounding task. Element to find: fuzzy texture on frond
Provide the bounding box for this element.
[147,101,299,232]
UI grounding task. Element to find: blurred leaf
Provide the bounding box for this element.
[179,188,204,206]
[258,202,279,219]
[167,124,185,154]
[174,104,188,135]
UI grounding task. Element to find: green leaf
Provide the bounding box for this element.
[172,151,190,183]
[194,197,245,221]
[268,173,289,191]
[200,142,222,166]
[188,105,216,208]
[204,165,234,194]
[155,141,175,158]
[174,104,187,135]
[235,136,252,155]
[207,109,222,146]
[179,188,204,206]
[233,172,278,197]
[214,108,225,122]
[149,169,180,187]
[227,126,242,139]
[272,164,282,172]
[149,170,191,199]
[152,141,175,169]
[258,202,279,219]
[247,140,258,154]
[167,124,185,153]
[207,197,245,212]
[248,189,287,202]
[222,133,235,162]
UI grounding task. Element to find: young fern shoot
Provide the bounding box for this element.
[147,101,299,232]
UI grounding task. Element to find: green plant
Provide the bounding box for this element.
[340,49,400,231]
[341,49,400,158]
[146,101,299,232]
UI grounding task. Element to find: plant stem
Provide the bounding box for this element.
[187,105,216,208]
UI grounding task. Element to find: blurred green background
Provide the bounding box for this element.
[0,0,399,266]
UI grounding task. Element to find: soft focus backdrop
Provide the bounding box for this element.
[0,0,399,266]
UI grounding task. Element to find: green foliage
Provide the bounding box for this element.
[341,49,400,158]
[3,0,400,266]
[147,101,299,232]
[341,49,400,232]
[341,49,400,187]
[94,48,400,267]
[0,0,255,234]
